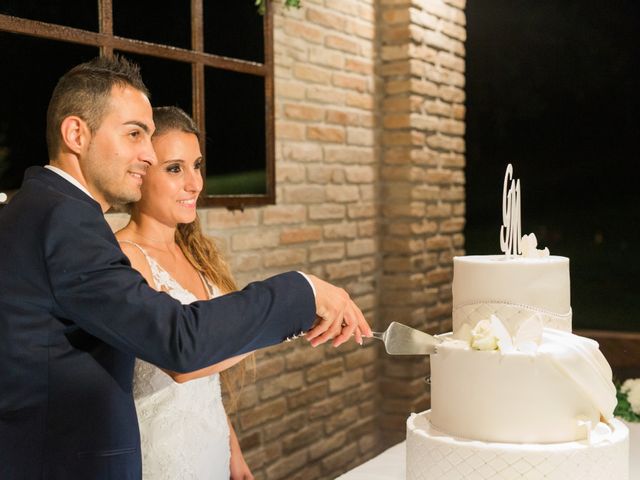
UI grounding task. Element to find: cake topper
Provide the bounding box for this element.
[500,164,521,257]
[521,232,550,257]
[499,164,550,258]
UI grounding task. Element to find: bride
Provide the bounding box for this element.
[116,106,253,479]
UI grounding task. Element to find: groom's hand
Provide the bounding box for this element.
[304,274,372,347]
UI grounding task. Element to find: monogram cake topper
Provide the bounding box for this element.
[499,164,550,258]
[500,164,521,257]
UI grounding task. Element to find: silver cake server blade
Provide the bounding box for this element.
[371,322,441,355]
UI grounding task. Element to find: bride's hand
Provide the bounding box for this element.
[229,418,254,480]
[229,453,253,480]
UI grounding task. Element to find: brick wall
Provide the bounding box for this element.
[107,0,465,478]
[377,0,466,447]
[216,3,381,478]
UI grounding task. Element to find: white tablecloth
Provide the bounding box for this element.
[335,441,405,480]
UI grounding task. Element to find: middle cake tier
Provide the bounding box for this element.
[430,332,616,444]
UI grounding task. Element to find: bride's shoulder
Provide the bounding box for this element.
[116,238,156,289]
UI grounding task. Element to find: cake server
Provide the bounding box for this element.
[371,322,441,355]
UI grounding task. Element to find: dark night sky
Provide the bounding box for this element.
[465,0,639,330]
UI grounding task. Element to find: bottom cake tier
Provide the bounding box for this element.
[406,410,628,480]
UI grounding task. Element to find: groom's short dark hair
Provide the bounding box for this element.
[46,55,149,158]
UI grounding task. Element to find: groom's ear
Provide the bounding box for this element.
[60,116,91,156]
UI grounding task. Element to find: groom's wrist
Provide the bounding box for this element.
[296,271,316,299]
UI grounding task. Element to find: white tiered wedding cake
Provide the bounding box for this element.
[406,165,629,480]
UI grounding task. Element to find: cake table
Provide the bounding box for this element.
[335,442,405,480]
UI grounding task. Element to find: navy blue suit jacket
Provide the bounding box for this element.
[0,167,315,479]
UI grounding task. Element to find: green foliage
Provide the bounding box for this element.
[614,381,640,423]
[256,0,301,15]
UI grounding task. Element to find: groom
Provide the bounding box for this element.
[0,56,371,479]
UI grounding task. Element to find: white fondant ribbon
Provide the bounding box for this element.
[539,329,617,423]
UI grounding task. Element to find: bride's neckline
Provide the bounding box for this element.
[127,232,180,252]
[150,255,213,301]
[121,239,214,301]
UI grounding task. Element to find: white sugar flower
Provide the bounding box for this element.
[621,378,640,394]
[469,315,543,353]
[470,320,498,351]
[622,379,640,415]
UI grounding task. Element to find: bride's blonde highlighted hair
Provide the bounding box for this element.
[153,106,254,410]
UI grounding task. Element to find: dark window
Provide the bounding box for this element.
[205,67,266,196]
[113,2,191,49]
[0,1,275,207]
[203,1,264,63]
[0,0,98,31]
[0,33,98,191]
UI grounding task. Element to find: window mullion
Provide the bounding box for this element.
[0,13,102,47]
[191,0,206,191]
[98,0,113,56]
[263,1,275,203]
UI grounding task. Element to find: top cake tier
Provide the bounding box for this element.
[452,255,572,335]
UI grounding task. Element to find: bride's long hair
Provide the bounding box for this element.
[153,106,254,411]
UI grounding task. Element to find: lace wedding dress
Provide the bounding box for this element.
[125,242,230,479]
